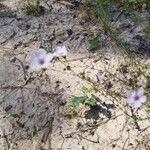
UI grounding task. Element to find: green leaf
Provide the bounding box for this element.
[81,86,95,94]
[89,34,101,51]
[85,98,97,106]
[68,96,87,108]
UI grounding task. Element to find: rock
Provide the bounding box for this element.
[67,29,73,36]
[0,115,13,136]
[0,11,16,18]
[0,3,16,18]
[116,19,134,29]
[110,6,120,22]
[14,33,36,46]
[133,35,143,40]
[0,17,14,26]
[0,26,15,44]
[133,26,143,33]
[17,20,30,31]
[138,41,150,54]
[120,31,133,43]
[0,138,9,150]
[28,19,40,32]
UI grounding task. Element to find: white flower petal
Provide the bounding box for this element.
[30,63,41,71]
[137,87,144,96]
[46,53,54,62]
[127,90,144,109]
[41,61,50,69]
[133,101,142,108]
[127,99,142,108]
[53,52,59,57]
[127,97,146,108]
[127,90,136,100]
[38,48,47,54]
[30,48,50,71]
[127,90,134,97]
[139,95,147,103]
[54,45,67,57]
[31,49,46,62]
[127,97,134,104]
[35,49,47,58]
[30,55,42,71]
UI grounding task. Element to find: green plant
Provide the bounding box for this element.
[85,0,132,54]
[126,0,150,8]
[85,0,126,32]
[68,96,86,109]
[89,34,101,51]
[85,0,149,55]
[23,0,41,15]
[68,86,97,110]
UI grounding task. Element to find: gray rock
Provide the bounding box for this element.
[0,17,14,26]
[0,26,15,44]
[120,31,133,43]
[116,19,134,29]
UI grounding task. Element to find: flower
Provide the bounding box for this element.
[53,45,67,57]
[30,48,54,71]
[127,87,147,108]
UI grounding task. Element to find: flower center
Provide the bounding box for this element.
[134,95,139,101]
[38,58,45,65]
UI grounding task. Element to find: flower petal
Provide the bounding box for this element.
[127,97,134,104]
[30,60,42,71]
[139,95,147,103]
[41,61,50,69]
[30,48,48,71]
[31,49,46,62]
[133,101,142,108]
[127,99,142,108]
[128,96,146,108]
[137,87,144,96]
[54,45,67,57]
[46,53,54,62]
[30,56,41,71]
[35,49,47,58]
[127,90,136,99]
[37,48,47,54]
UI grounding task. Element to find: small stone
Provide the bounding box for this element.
[120,31,133,42]
[134,26,143,33]
[117,19,133,29]
[133,35,143,40]
[5,105,12,112]
[10,57,16,63]
[67,29,73,36]
[138,42,150,53]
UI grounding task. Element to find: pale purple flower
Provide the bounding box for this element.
[53,45,67,57]
[30,49,54,71]
[127,87,147,108]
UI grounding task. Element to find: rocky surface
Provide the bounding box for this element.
[0,0,92,53]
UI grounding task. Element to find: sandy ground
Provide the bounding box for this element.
[0,0,150,150]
